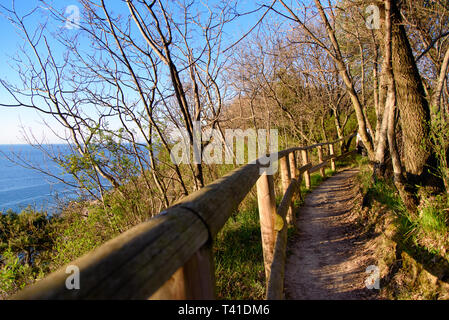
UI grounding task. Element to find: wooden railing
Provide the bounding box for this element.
[12,133,357,300]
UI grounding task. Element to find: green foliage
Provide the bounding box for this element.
[371,181,407,214]
[0,248,40,297]
[0,181,157,298]
[0,209,54,265]
[214,197,265,300]
[419,205,448,235]
[57,128,141,199]
[359,164,449,280]
[429,109,449,192]
[0,209,53,298]
[58,152,102,195]
[356,160,449,299]
[49,201,125,269]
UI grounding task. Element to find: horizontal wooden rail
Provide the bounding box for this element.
[12,162,266,299]
[334,149,357,162]
[272,133,357,155]
[12,133,357,300]
[309,159,330,175]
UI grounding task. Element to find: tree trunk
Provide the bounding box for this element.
[390,0,432,185]
[378,0,417,212]
[432,46,449,117]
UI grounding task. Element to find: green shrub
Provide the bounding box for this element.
[0,247,46,298]
[419,206,448,235]
[50,206,120,269]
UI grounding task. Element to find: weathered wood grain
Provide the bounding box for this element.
[280,155,295,225]
[256,173,277,282]
[317,146,326,178]
[266,179,299,300]
[329,143,336,171]
[149,242,215,300]
[301,149,311,189]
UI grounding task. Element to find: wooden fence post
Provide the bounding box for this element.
[292,151,303,202]
[256,173,277,281]
[149,242,215,300]
[280,155,295,225]
[301,149,311,189]
[289,151,297,180]
[288,151,301,205]
[317,146,326,178]
[329,143,336,171]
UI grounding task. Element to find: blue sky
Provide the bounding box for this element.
[0,0,75,144]
[0,0,272,144]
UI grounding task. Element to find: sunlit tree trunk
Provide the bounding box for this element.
[390,0,432,183]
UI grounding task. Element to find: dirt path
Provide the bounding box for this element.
[284,168,379,300]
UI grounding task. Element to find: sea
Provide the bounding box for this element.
[0,145,80,214]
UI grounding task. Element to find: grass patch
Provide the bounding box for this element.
[366,178,449,263]
[356,162,449,299]
[214,197,265,300]
[419,206,448,236]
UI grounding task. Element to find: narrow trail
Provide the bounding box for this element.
[285,168,379,300]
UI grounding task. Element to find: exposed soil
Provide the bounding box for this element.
[284,169,379,300]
